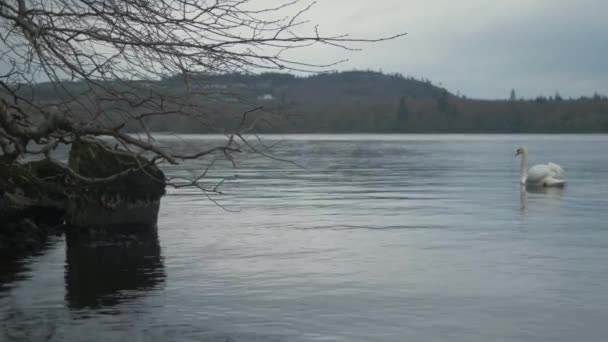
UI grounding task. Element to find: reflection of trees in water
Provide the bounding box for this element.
[65,229,165,310]
[0,257,31,293]
[1,240,63,341]
[0,238,61,293]
[1,232,164,340]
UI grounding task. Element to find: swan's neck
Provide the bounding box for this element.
[519,152,528,184]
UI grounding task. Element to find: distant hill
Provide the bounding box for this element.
[164,70,447,99]
[25,71,608,133]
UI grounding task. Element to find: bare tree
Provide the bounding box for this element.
[0,0,404,194]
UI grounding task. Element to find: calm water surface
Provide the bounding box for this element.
[2,134,608,341]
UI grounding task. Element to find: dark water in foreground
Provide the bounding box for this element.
[2,134,608,341]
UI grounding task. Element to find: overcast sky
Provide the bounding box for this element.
[289,0,607,99]
[3,1,605,100]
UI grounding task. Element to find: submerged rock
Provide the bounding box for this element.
[65,138,166,231]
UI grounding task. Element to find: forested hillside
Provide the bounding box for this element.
[27,71,608,133]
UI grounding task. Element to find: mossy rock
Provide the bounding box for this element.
[0,160,66,254]
[1,161,45,201]
[65,138,166,230]
[0,159,67,223]
[68,138,166,205]
[24,159,69,198]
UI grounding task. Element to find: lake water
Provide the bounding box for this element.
[2,134,608,341]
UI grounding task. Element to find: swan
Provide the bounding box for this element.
[515,146,565,187]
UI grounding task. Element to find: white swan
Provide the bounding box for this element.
[515,146,565,187]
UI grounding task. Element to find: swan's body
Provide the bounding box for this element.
[515,147,565,187]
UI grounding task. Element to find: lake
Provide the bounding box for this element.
[2,134,608,341]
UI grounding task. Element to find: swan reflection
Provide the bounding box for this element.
[520,184,565,211]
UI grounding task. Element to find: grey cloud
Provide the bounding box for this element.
[1,0,605,99]
[292,0,608,99]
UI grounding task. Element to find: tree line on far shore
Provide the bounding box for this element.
[30,71,608,134]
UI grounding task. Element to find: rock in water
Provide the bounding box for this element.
[0,160,67,254]
[66,138,166,232]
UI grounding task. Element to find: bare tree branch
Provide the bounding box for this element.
[0,0,404,193]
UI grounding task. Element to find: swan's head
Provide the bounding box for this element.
[515,146,527,157]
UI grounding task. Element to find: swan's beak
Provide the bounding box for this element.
[515,151,521,156]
